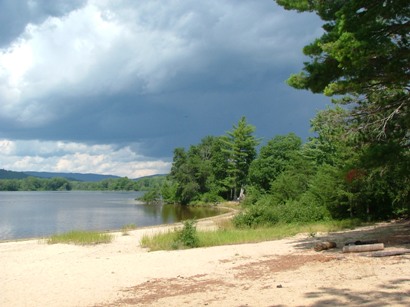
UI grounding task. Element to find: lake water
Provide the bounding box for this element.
[0,191,223,241]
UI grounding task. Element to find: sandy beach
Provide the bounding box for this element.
[1,217,409,307]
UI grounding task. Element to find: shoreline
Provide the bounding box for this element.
[1,218,409,306]
[0,203,238,244]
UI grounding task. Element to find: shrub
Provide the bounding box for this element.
[233,195,331,228]
[199,192,225,204]
[139,189,162,205]
[233,204,279,228]
[174,219,199,248]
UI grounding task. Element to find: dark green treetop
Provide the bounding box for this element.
[275,0,409,146]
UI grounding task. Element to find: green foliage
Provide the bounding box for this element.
[0,175,168,192]
[139,189,162,205]
[0,176,72,191]
[222,117,260,199]
[168,136,230,204]
[173,219,199,248]
[133,175,167,191]
[160,180,178,204]
[233,196,331,228]
[274,0,410,220]
[269,168,311,204]
[198,192,225,204]
[277,0,409,96]
[70,177,139,191]
[249,133,304,192]
[140,230,179,251]
[167,118,260,205]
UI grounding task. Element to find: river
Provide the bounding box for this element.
[0,191,223,241]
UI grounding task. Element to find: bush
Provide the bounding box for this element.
[190,192,225,205]
[199,192,225,204]
[233,195,331,228]
[139,189,162,205]
[233,201,279,228]
[174,219,199,248]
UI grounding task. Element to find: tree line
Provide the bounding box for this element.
[0,176,165,192]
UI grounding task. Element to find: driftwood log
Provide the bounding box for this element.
[344,240,379,246]
[314,241,337,251]
[365,249,410,257]
[342,243,384,253]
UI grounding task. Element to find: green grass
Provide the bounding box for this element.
[121,223,137,235]
[47,230,113,245]
[140,219,363,251]
[140,230,179,251]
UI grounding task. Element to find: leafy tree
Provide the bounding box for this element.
[169,147,196,204]
[167,121,259,205]
[134,175,167,191]
[167,136,227,204]
[249,133,302,192]
[139,189,162,205]
[275,0,410,217]
[160,180,178,204]
[21,177,43,191]
[276,0,409,95]
[222,117,260,200]
[275,0,409,156]
[46,177,72,191]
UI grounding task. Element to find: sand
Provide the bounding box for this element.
[1,217,409,307]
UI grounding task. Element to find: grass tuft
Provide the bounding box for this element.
[47,230,113,245]
[140,230,179,251]
[121,223,137,236]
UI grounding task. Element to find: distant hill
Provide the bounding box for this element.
[1,169,168,182]
[23,171,121,182]
[0,169,29,179]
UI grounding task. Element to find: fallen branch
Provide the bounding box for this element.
[344,240,379,246]
[343,243,384,253]
[365,249,410,257]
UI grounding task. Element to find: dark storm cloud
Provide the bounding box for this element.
[0,0,330,176]
[0,0,86,47]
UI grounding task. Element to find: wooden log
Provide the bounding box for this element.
[344,240,379,246]
[366,249,410,257]
[314,241,337,251]
[342,243,384,253]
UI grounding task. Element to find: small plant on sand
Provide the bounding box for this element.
[173,219,199,249]
[121,223,137,236]
[47,230,112,245]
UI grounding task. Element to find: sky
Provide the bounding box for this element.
[0,0,330,178]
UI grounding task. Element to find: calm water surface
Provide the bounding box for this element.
[0,191,223,241]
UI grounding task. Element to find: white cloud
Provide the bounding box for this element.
[0,139,171,178]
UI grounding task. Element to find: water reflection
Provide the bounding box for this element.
[0,191,224,240]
